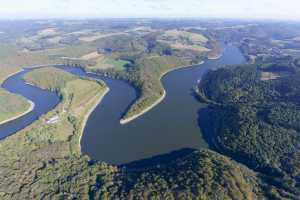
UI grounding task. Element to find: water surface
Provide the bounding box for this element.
[0,44,246,165]
[65,44,246,164]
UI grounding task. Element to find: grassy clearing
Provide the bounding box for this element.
[0,90,32,124]
[0,43,92,70]
[37,28,59,37]
[0,44,23,82]
[163,30,208,43]
[0,43,38,125]
[260,71,280,81]
[170,42,210,52]
[79,32,127,42]
[24,67,76,90]
[80,51,130,71]
[88,56,129,71]
[0,68,21,84]
[158,29,210,53]
[80,51,101,60]
[0,44,32,125]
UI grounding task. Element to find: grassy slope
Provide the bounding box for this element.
[159,30,210,53]
[0,42,96,71]
[0,90,32,124]
[88,56,129,71]
[0,44,33,124]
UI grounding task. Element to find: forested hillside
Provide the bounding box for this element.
[197,59,300,199]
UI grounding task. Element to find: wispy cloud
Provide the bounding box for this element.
[0,0,299,20]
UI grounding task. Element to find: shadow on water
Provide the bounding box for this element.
[197,106,218,150]
[119,86,140,120]
[122,148,195,169]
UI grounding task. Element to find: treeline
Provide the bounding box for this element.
[92,150,261,200]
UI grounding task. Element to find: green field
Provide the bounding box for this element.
[0,90,32,124]
[87,57,129,71]
[24,67,76,90]
[0,44,33,125]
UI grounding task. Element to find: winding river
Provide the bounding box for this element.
[0,69,60,138]
[0,44,246,164]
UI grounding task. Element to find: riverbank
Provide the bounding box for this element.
[78,87,109,152]
[120,90,166,125]
[0,68,24,84]
[0,100,35,125]
[120,61,205,125]
[208,54,222,60]
[0,69,36,125]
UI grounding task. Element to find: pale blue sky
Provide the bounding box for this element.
[0,0,299,20]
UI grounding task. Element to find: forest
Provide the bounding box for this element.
[196,58,300,199]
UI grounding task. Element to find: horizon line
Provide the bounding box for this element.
[0,16,300,23]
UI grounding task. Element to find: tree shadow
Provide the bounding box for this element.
[197,106,218,151]
[122,148,195,169]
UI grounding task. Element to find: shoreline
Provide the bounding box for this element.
[0,68,24,84]
[2,65,110,153]
[120,60,205,125]
[120,90,166,125]
[208,54,222,60]
[0,100,35,125]
[78,87,110,152]
[0,68,36,125]
[0,66,63,127]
